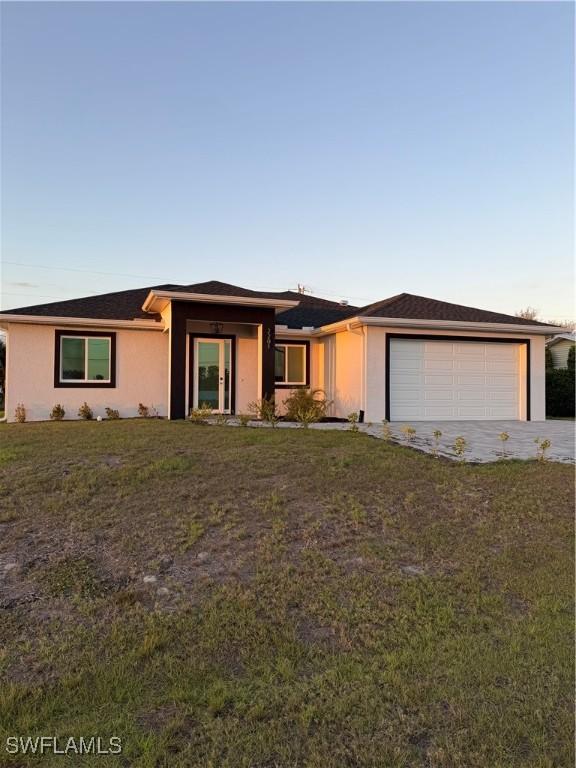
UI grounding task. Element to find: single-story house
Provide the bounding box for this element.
[0,280,562,422]
[545,332,575,369]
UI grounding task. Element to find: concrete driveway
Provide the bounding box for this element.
[367,420,575,463]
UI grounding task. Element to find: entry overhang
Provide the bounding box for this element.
[143,290,299,315]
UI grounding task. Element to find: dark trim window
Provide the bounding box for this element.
[55,330,116,388]
[275,341,309,387]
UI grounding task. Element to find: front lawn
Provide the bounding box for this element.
[0,421,573,767]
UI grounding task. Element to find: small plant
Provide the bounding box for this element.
[400,424,416,443]
[432,429,442,457]
[283,388,331,426]
[189,403,212,424]
[105,407,120,420]
[14,403,26,423]
[248,396,279,427]
[214,413,228,426]
[237,413,251,427]
[498,431,510,458]
[50,404,65,421]
[138,403,150,418]
[347,412,359,432]
[382,420,392,441]
[534,437,551,463]
[453,436,467,461]
[149,404,159,419]
[78,402,93,420]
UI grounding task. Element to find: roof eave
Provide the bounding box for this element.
[0,315,163,331]
[315,316,563,335]
[143,290,300,315]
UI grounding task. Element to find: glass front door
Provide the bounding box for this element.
[193,338,232,413]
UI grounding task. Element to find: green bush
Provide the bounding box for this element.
[78,402,93,420]
[248,396,279,427]
[50,404,65,421]
[283,388,331,425]
[568,345,575,373]
[546,368,575,417]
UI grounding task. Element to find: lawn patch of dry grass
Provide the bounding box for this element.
[0,421,573,767]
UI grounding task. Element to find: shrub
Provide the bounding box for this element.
[237,413,251,427]
[568,345,575,373]
[105,407,120,420]
[14,403,26,423]
[78,402,93,420]
[347,412,359,432]
[534,437,551,463]
[189,403,212,424]
[432,429,442,457]
[382,420,392,441]
[498,431,510,458]
[546,368,575,417]
[149,405,159,418]
[138,403,149,418]
[248,396,279,427]
[545,345,554,371]
[283,388,331,426]
[453,436,467,461]
[400,425,416,443]
[50,404,65,421]
[215,413,228,426]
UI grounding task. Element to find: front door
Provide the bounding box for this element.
[193,338,232,413]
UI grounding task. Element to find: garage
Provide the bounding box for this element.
[388,337,526,421]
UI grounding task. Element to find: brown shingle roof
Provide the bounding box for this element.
[0,282,553,329]
[0,280,357,328]
[353,292,555,327]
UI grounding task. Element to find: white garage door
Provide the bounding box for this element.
[389,339,522,420]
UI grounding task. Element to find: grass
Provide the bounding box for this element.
[0,420,573,767]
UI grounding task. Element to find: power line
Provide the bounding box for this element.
[3,260,169,282]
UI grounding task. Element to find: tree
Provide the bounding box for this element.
[515,307,539,321]
[0,336,5,409]
[568,345,575,374]
[545,345,554,370]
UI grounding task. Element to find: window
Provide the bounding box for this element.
[55,331,116,387]
[275,343,307,386]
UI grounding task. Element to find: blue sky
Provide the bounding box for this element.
[1,1,574,319]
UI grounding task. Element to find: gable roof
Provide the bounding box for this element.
[546,332,576,346]
[352,292,556,328]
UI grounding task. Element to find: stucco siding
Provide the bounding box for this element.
[4,323,169,422]
[237,337,259,413]
[549,339,574,369]
[331,329,363,418]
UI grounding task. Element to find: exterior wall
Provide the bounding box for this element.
[237,337,259,413]
[331,328,364,418]
[549,339,574,369]
[363,326,547,422]
[4,323,168,422]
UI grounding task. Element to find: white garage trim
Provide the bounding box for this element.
[385,334,530,421]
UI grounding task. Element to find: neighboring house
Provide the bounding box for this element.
[0,281,562,422]
[546,332,575,369]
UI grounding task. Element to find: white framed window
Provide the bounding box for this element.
[275,343,307,385]
[60,335,112,383]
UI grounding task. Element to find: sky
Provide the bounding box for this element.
[1,1,574,320]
